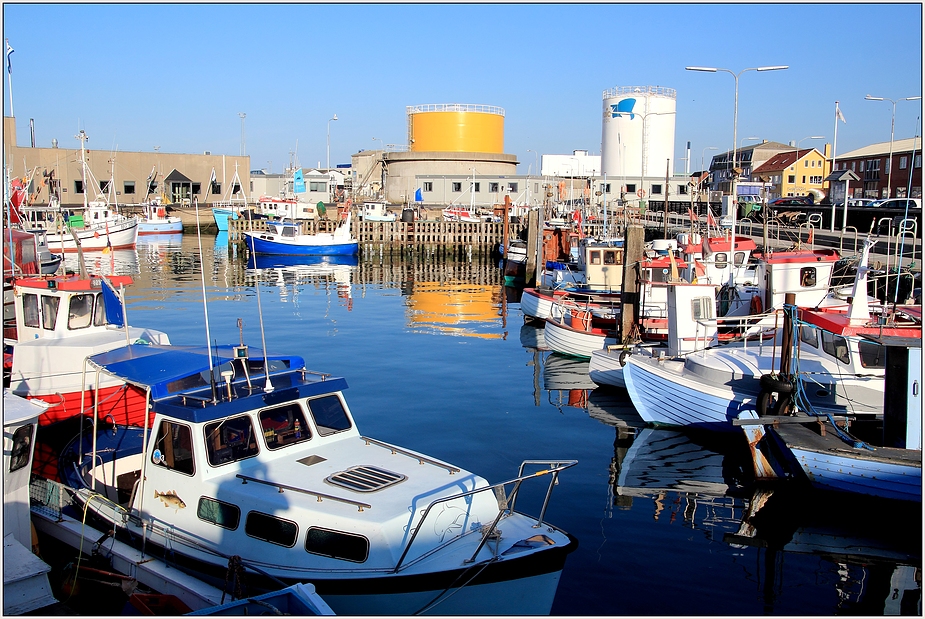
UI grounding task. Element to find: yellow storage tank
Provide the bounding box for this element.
[407,104,504,153]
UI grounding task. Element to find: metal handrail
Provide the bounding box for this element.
[392,459,577,573]
[840,226,859,254]
[235,474,371,511]
[360,436,460,474]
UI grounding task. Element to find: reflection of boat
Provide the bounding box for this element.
[616,427,753,499]
[248,254,359,269]
[585,387,645,430]
[50,342,579,615]
[244,216,358,256]
[543,353,596,392]
[726,485,922,614]
[519,323,547,351]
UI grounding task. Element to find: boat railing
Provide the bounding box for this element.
[393,459,577,573]
[360,436,461,474]
[235,474,372,512]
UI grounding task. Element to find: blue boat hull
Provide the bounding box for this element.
[245,234,358,256]
[212,208,237,232]
[248,254,359,269]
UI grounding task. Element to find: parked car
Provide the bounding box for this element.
[846,198,874,207]
[768,196,814,207]
[867,198,922,209]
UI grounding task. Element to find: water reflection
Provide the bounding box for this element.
[245,254,357,311]
[404,281,505,338]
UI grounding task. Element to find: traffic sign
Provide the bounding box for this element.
[637,189,646,198]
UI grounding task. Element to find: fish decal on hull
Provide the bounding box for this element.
[154,490,186,510]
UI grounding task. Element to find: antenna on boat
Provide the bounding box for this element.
[245,207,274,392]
[194,196,218,403]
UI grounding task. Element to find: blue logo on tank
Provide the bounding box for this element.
[610,98,636,119]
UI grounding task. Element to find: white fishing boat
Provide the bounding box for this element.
[442,205,480,222]
[4,271,171,426]
[51,339,578,615]
[136,171,184,234]
[359,201,396,222]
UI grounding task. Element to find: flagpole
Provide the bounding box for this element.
[5,39,13,118]
[831,101,840,232]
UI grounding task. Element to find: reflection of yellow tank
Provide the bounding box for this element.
[408,104,504,153]
[407,281,503,338]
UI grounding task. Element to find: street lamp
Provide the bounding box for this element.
[865,94,921,198]
[701,146,717,175]
[527,148,538,176]
[372,137,384,151]
[635,110,676,201]
[796,135,824,152]
[686,64,787,283]
[238,112,246,156]
[740,136,760,149]
[327,114,338,170]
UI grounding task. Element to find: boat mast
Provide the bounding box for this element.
[76,130,89,212]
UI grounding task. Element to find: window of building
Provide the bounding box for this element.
[885,160,891,175]
[309,182,326,192]
[74,180,84,194]
[851,161,856,171]
[900,156,908,170]
[489,182,499,192]
[452,182,462,192]
[123,181,135,195]
[204,415,260,466]
[149,181,158,194]
[151,420,195,475]
[915,154,922,168]
[307,395,352,437]
[245,511,298,547]
[625,183,636,193]
[192,183,201,195]
[99,180,110,193]
[651,184,662,195]
[423,182,433,192]
[787,175,795,184]
[810,176,822,184]
[534,183,539,194]
[600,183,611,193]
[197,497,241,530]
[678,185,687,195]
[471,182,480,192]
[508,183,518,193]
[306,527,369,563]
[260,403,311,450]
[859,161,865,172]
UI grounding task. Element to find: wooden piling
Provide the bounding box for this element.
[621,224,645,343]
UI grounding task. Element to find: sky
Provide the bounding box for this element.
[2,3,923,176]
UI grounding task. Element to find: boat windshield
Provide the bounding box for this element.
[260,403,312,450]
[204,415,260,466]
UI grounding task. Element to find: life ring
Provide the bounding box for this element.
[749,295,763,315]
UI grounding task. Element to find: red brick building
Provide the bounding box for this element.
[832,137,922,199]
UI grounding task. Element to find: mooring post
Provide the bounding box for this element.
[621,224,645,342]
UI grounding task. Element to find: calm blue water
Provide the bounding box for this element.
[59,234,922,616]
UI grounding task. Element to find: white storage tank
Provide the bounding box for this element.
[601,86,677,181]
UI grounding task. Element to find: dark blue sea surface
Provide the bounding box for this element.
[58,234,921,615]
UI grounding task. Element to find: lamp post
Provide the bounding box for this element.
[865,94,921,198]
[796,135,824,152]
[701,146,717,175]
[527,148,538,176]
[327,114,338,170]
[686,64,788,284]
[238,112,246,156]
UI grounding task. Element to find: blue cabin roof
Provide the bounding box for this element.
[87,344,349,424]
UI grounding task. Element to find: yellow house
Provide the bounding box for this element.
[752,146,831,200]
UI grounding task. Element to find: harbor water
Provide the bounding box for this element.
[50,233,922,615]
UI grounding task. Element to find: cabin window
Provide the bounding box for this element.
[93,292,107,326]
[603,251,617,265]
[691,297,714,321]
[204,415,260,466]
[68,294,95,330]
[821,331,850,365]
[733,252,746,266]
[489,182,499,192]
[423,182,433,192]
[305,527,369,563]
[714,253,728,269]
[152,421,195,475]
[245,511,298,547]
[8,424,34,473]
[197,497,241,530]
[22,293,40,328]
[260,403,312,450]
[858,341,885,368]
[41,295,60,330]
[800,267,817,287]
[307,395,352,436]
[590,250,601,265]
[799,324,818,349]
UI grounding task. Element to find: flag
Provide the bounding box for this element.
[414,188,422,202]
[100,277,125,327]
[293,168,305,194]
[706,209,716,228]
[5,40,12,74]
[687,207,698,222]
[836,103,847,124]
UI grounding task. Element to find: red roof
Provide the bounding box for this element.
[752,149,811,175]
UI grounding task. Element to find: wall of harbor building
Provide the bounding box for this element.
[379,150,518,204]
[3,116,250,208]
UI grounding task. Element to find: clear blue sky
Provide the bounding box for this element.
[3,3,922,174]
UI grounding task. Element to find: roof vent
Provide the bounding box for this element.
[326,466,406,493]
